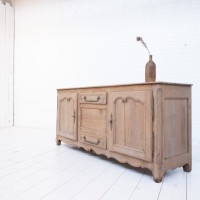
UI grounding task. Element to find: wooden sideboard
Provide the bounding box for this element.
[56,82,192,182]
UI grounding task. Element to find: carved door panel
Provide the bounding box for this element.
[57,92,77,140]
[108,91,153,162]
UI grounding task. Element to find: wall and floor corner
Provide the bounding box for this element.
[0,1,14,128]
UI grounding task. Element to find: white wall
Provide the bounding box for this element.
[0,1,14,127]
[14,0,200,136]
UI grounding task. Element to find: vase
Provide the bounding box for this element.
[145,55,156,82]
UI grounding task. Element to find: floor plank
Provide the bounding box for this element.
[129,171,163,200]
[0,148,91,199]
[70,163,127,200]
[41,156,113,200]
[187,172,200,200]
[158,170,186,200]
[100,167,145,200]
[10,154,97,200]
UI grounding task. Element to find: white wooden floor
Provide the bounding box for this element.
[0,127,199,200]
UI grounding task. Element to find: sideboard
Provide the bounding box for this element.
[56,82,192,182]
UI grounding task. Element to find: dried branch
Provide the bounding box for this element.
[136,36,151,55]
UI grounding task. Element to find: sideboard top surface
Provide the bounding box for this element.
[57,82,192,91]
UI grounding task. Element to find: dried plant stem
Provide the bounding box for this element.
[136,36,151,55]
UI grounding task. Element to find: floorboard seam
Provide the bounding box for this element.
[98,169,127,200]
[156,175,165,200]
[127,170,146,200]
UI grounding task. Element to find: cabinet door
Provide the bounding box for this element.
[108,91,153,162]
[79,104,107,149]
[57,92,77,140]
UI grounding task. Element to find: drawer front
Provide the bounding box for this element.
[79,133,106,149]
[79,93,107,104]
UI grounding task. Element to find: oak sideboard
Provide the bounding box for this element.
[56,82,192,182]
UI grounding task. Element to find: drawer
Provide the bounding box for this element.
[79,93,107,104]
[79,133,106,149]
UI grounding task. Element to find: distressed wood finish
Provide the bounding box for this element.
[56,82,192,182]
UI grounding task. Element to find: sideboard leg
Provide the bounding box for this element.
[152,169,165,183]
[153,177,163,183]
[56,139,61,145]
[183,163,192,172]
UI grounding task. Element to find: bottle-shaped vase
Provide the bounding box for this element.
[145,55,156,82]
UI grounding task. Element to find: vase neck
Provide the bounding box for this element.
[149,55,153,61]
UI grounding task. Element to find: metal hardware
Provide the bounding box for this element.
[109,114,113,130]
[83,136,100,145]
[84,96,101,102]
[72,110,75,124]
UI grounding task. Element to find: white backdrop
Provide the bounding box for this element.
[14,0,200,138]
[0,1,14,127]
